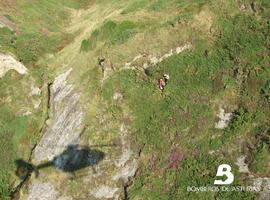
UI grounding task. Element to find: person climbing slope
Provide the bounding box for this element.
[159,78,166,91]
[159,74,170,92]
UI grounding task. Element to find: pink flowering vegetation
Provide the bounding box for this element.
[168,150,185,169]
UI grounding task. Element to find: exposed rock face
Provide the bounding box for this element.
[33,68,84,163]
[27,182,59,200]
[0,53,28,78]
[113,159,138,182]
[29,85,41,96]
[53,144,104,172]
[215,108,233,129]
[23,69,86,200]
[88,124,138,199]
[91,186,120,199]
[27,182,72,200]
[112,124,138,183]
[33,99,41,109]
[235,155,249,173]
[113,92,123,101]
[24,68,138,200]
[253,178,270,200]
[123,43,192,70]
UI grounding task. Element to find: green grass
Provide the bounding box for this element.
[101,3,270,199]
[0,170,10,200]
[122,0,207,13]
[0,105,29,200]
[80,20,137,51]
[0,1,94,199]
[121,0,149,14]
[261,80,270,101]
[148,0,172,11]
[0,0,92,66]
[0,24,73,66]
[1,0,270,199]
[250,142,269,174]
[80,39,92,52]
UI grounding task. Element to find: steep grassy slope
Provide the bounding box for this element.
[0,1,93,199]
[0,0,269,199]
[96,1,270,199]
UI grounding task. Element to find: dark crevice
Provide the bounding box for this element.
[124,179,132,200]
[47,82,53,112]
[124,185,129,200]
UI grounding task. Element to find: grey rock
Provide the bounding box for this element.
[34,68,84,163]
[215,107,233,129]
[91,186,120,199]
[253,178,270,200]
[27,182,59,200]
[235,155,249,173]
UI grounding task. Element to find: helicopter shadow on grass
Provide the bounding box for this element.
[15,144,106,180]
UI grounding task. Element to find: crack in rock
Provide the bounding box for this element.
[33,68,84,164]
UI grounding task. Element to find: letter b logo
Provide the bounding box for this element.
[214,164,234,185]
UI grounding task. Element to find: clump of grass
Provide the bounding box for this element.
[80,39,92,52]
[227,108,254,132]
[261,80,270,101]
[109,20,137,44]
[15,32,53,64]
[250,142,269,174]
[81,20,137,51]
[0,170,10,200]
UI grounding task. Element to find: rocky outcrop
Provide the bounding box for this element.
[27,182,72,200]
[90,123,138,199]
[23,68,139,200]
[91,186,120,199]
[29,85,41,96]
[123,43,192,70]
[215,107,233,129]
[235,155,249,173]
[33,68,84,163]
[27,182,59,200]
[0,53,28,78]
[253,178,270,200]
[102,43,192,82]
[22,68,85,200]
